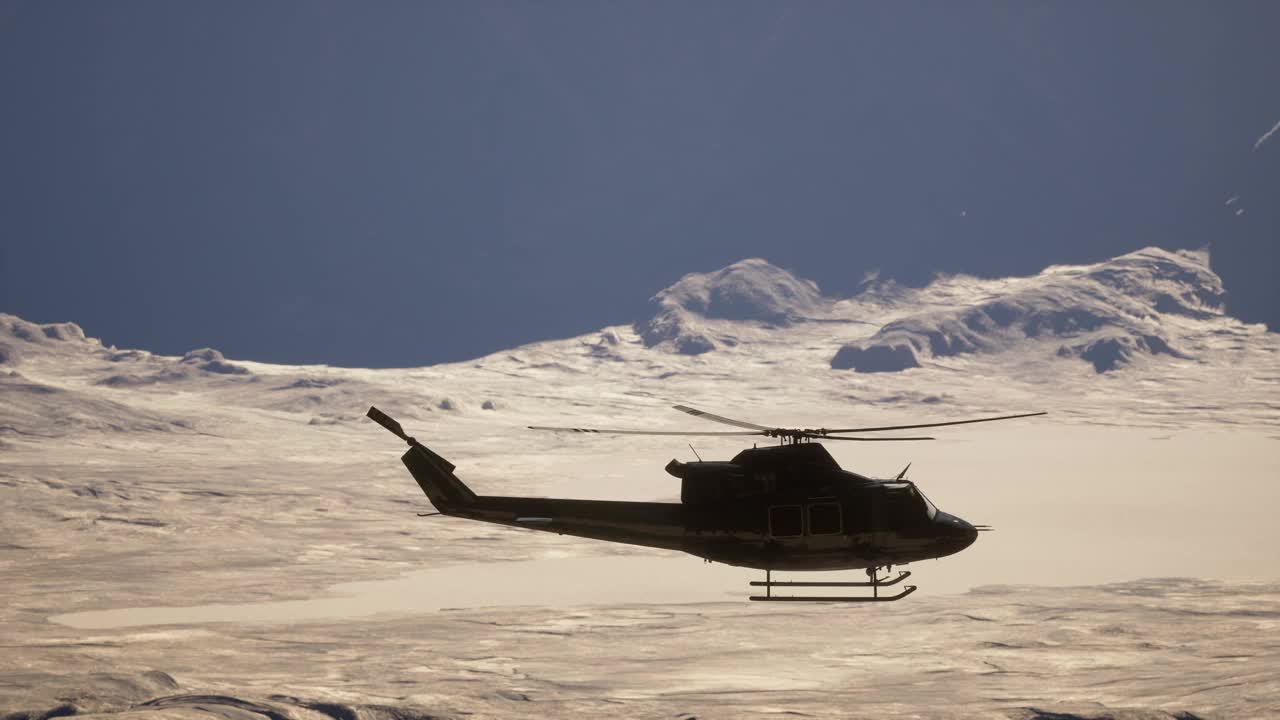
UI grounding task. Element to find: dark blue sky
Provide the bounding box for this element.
[1,1,1276,367]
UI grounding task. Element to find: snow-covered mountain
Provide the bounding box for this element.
[632,246,1265,377]
[638,258,825,354]
[831,248,1225,373]
[3,246,1277,440]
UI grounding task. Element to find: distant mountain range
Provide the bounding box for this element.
[0,247,1268,382]
[636,247,1252,374]
[3,246,1277,442]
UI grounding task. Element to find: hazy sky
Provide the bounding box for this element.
[1,1,1276,367]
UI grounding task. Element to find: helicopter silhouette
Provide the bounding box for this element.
[368,404,1045,602]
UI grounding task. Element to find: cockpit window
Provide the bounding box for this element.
[883,482,937,522]
[915,486,938,521]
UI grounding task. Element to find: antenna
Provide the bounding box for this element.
[688,444,703,462]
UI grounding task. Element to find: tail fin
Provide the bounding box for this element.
[400,444,477,510]
[367,406,477,512]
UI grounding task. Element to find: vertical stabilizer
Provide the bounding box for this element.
[400,445,477,509]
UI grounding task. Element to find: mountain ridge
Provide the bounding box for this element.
[1,247,1266,378]
[629,246,1251,374]
[831,247,1226,373]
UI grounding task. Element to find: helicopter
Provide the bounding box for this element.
[367,404,1045,602]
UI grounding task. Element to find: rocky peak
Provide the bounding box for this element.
[637,259,824,354]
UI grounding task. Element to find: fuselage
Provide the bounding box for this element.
[403,440,979,572]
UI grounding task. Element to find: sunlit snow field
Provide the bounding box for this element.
[3,249,1278,719]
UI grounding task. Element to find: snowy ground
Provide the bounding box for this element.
[3,248,1278,718]
[6,580,1279,720]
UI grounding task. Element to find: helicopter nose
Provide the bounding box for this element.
[934,511,979,550]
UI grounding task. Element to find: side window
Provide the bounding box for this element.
[808,502,842,535]
[769,505,802,537]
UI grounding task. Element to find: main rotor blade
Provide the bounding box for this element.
[821,411,1047,435]
[671,405,773,431]
[816,435,935,441]
[528,425,763,437]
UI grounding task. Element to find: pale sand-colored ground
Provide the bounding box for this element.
[4,579,1279,719]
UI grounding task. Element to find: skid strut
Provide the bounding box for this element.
[750,568,916,603]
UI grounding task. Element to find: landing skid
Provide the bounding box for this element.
[749,569,916,603]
